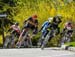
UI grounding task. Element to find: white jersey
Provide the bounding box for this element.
[10,25,20,33]
[64,23,72,30]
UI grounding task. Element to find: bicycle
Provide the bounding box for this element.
[60,31,72,46]
[3,30,19,48]
[41,28,58,49]
[16,30,32,48]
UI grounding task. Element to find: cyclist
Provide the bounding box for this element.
[16,14,38,47]
[38,17,53,46]
[48,15,62,40]
[61,21,73,36]
[39,17,53,37]
[41,15,62,49]
[64,22,73,34]
[8,22,21,48]
[9,22,20,38]
[60,21,73,45]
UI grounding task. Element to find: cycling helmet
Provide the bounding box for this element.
[48,17,53,22]
[56,14,62,18]
[53,14,62,22]
[32,14,37,19]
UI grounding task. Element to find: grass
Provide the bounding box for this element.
[65,42,75,47]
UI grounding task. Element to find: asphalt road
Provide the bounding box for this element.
[0,48,75,57]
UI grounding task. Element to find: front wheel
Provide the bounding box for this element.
[16,31,29,48]
[3,36,11,48]
[41,33,50,50]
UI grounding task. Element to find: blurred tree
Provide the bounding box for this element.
[1,0,17,7]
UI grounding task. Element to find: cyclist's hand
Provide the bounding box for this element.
[34,24,38,27]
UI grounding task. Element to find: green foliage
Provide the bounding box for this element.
[8,0,75,27]
[65,42,75,47]
[31,32,41,46]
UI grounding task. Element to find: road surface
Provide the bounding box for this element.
[0,48,75,57]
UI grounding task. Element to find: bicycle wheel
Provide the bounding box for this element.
[16,31,29,48]
[41,31,51,49]
[3,36,11,48]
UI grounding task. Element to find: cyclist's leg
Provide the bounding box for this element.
[41,30,49,45]
[41,31,50,49]
[16,29,27,47]
[10,35,15,48]
[27,35,33,47]
[37,31,45,46]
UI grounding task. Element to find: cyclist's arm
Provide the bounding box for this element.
[39,21,48,32]
[27,20,38,27]
[39,26,43,32]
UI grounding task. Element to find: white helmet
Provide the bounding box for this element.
[48,17,53,22]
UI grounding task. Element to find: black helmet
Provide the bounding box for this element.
[53,15,62,23]
[15,22,19,26]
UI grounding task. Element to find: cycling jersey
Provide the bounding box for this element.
[23,17,38,34]
[41,21,51,33]
[10,25,20,34]
[24,17,38,29]
[64,23,72,30]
